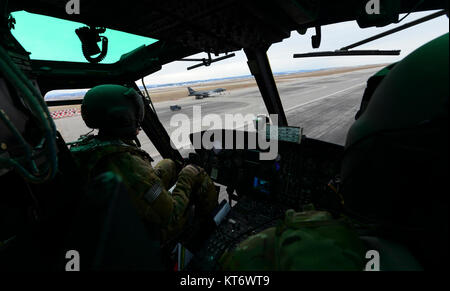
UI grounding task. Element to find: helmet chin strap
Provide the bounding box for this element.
[134,125,142,147]
[134,136,141,148]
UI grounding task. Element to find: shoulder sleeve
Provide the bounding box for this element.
[93,152,189,230]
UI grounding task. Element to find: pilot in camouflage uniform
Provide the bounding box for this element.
[69,84,218,243]
[220,33,449,271]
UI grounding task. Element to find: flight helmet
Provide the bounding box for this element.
[81,84,145,139]
[341,33,448,268]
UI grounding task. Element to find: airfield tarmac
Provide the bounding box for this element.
[54,65,383,164]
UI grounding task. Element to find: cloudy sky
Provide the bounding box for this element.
[143,11,448,85]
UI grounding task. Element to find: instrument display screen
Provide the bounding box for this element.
[253,176,270,195]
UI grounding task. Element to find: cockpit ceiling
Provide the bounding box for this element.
[9,0,447,54]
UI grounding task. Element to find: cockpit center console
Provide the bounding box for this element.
[183,128,344,270]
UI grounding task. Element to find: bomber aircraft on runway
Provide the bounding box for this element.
[187,87,226,99]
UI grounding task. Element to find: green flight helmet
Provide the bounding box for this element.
[81,84,145,139]
[341,34,448,268]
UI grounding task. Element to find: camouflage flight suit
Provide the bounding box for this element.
[69,135,218,243]
[219,209,367,271]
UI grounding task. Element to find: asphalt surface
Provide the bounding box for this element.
[54,67,381,163]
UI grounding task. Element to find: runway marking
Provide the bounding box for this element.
[285,82,366,113]
[172,81,363,148]
[232,82,365,131]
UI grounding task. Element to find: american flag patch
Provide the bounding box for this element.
[144,182,162,203]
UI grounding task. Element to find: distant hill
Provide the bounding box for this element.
[44,68,322,100]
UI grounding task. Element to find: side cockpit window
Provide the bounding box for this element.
[45,89,94,143]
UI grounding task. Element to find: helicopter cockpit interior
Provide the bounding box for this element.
[1,0,448,271]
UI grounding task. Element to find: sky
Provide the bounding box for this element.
[11,10,449,87]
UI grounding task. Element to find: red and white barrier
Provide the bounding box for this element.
[50,108,81,119]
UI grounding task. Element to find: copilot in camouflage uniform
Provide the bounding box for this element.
[219,209,366,271]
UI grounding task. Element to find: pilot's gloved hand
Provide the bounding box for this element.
[154,159,178,189]
[177,164,218,217]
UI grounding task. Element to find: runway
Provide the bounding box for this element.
[54,67,381,163]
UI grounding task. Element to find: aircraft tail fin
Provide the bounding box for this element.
[187,87,195,95]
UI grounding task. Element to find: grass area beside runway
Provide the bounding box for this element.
[47,64,386,113]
